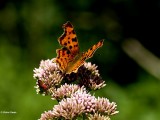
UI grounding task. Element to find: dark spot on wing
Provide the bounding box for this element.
[69,46,72,50]
[62,47,70,55]
[74,44,78,47]
[82,57,86,61]
[72,38,77,42]
[62,47,67,50]
[64,42,67,46]
[59,33,66,42]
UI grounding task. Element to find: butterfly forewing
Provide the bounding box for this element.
[58,21,79,56]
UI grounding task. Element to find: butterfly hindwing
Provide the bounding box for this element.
[84,40,104,59]
[56,47,73,72]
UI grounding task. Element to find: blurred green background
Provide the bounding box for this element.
[1,0,160,120]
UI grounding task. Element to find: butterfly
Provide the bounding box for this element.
[55,21,104,74]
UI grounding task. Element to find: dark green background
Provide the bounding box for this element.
[1,0,160,120]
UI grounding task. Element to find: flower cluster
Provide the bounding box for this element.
[40,87,118,120]
[33,58,118,120]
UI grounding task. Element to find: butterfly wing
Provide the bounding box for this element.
[56,47,73,72]
[84,39,104,59]
[58,21,79,56]
[65,40,104,74]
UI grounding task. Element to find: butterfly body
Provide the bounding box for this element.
[55,21,104,74]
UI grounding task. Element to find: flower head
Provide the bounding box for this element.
[51,83,80,100]
[50,88,88,119]
[33,59,63,94]
[77,62,106,90]
[71,87,97,113]
[39,110,54,120]
[95,97,119,115]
